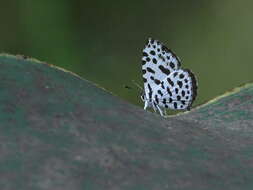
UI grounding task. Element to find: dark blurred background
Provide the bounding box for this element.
[1,0,252,110]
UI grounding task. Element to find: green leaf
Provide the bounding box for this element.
[0,54,252,190]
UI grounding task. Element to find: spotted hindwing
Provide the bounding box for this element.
[152,69,197,110]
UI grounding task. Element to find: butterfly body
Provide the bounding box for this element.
[141,38,198,116]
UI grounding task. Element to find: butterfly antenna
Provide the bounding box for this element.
[131,80,143,92]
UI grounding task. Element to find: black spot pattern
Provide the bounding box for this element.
[161,45,168,51]
[167,78,174,86]
[174,102,177,109]
[179,74,184,79]
[170,62,175,69]
[158,54,165,62]
[152,58,157,64]
[147,67,155,74]
[158,90,163,96]
[148,84,152,99]
[154,79,161,85]
[161,81,165,89]
[173,72,178,77]
[155,95,159,104]
[158,65,171,75]
[177,81,183,88]
[182,90,185,97]
[186,69,198,109]
[141,38,198,112]
[150,50,156,55]
[166,87,172,96]
[143,52,148,57]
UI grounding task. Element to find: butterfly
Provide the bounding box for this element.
[141,38,197,116]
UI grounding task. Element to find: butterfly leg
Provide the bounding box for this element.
[144,100,148,110]
[156,105,164,116]
[151,102,157,113]
[163,108,167,116]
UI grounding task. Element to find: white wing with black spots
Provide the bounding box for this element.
[142,38,181,100]
[141,37,198,116]
[152,69,197,110]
